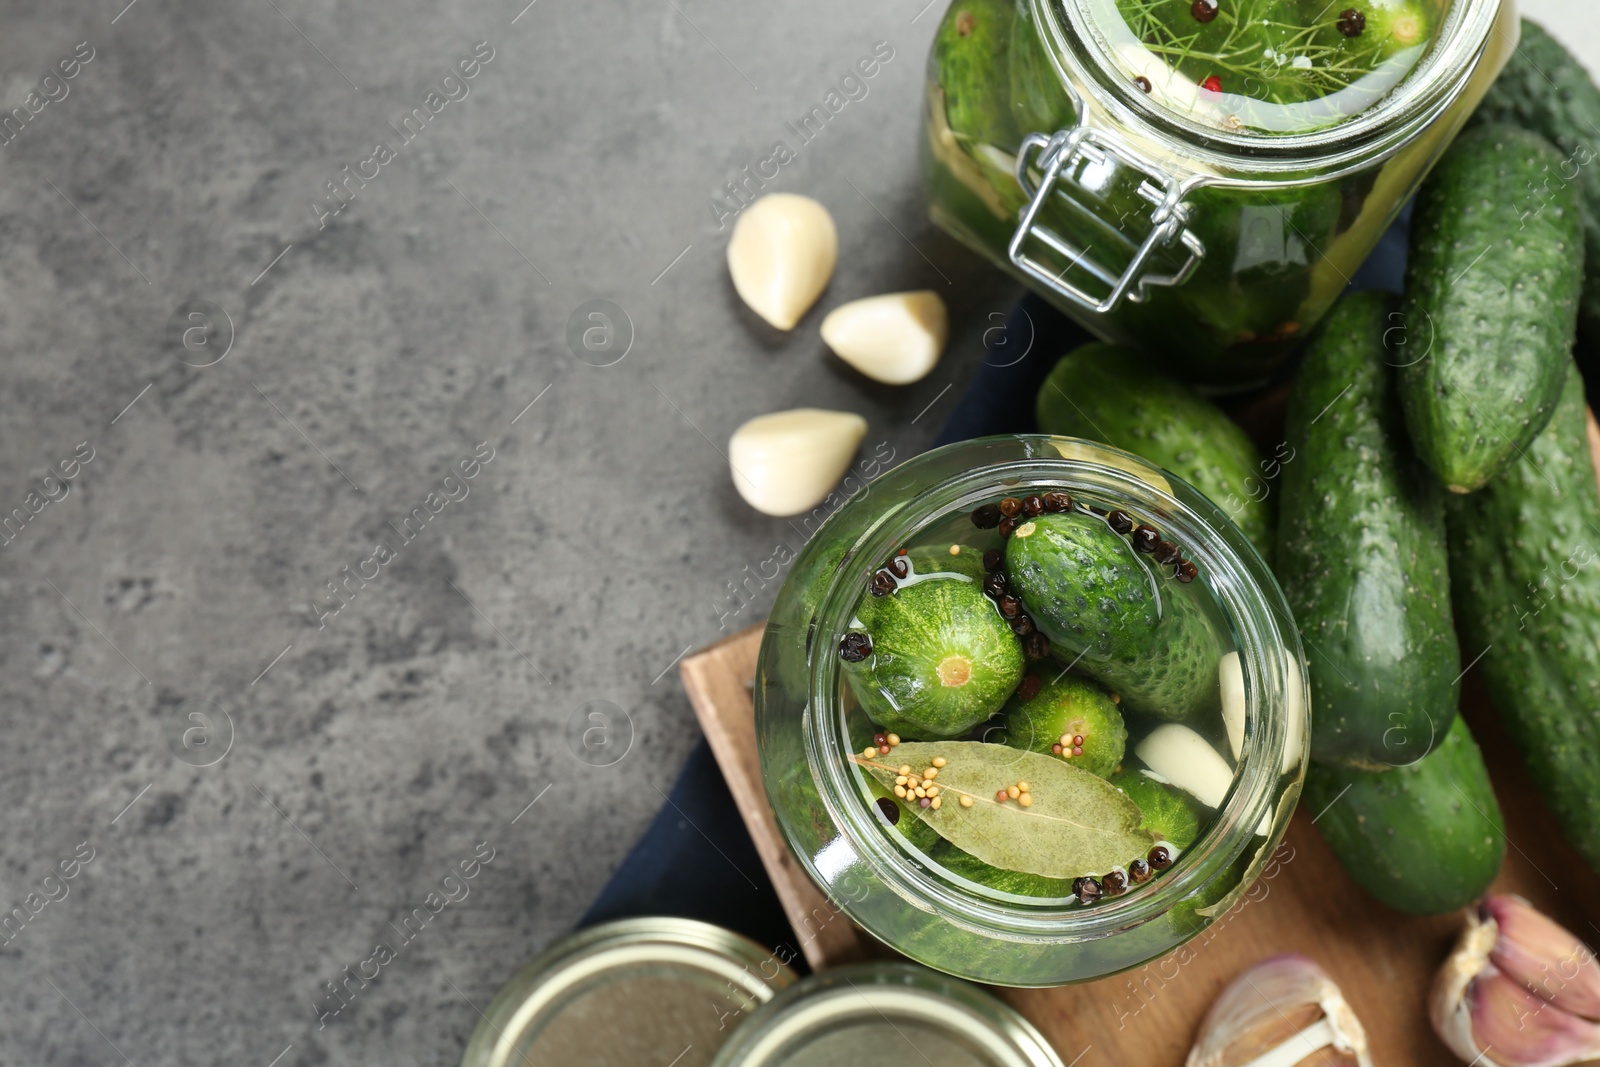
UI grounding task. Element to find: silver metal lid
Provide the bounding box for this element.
[460,918,798,1067]
[708,963,1065,1067]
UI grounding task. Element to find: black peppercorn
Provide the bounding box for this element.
[1177,560,1198,583]
[1134,75,1152,93]
[1102,869,1129,895]
[972,503,1002,529]
[1042,491,1071,513]
[1128,858,1152,883]
[998,517,1019,539]
[983,548,1004,573]
[870,570,896,597]
[1131,525,1160,552]
[839,632,873,662]
[997,595,1022,619]
[1107,510,1134,535]
[888,556,909,579]
[1191,0,1218,21]
[1023,632,1050,660]
[998,497,1023,518]
[1337,7,1366,36]
[1016,675,1042,702]
[1010,615,1034,637]
[1148,844,1174,870]
[1153,540,1181,565]
[1074,876,1103,901]
[875,796,901,825]
[983,573,1008,599]
[1021,495,1044,517]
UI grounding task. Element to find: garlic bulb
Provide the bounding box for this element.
[1187,954,1372,1067]
[726,194,837,330]
[728,409,866,517]
[820,291,948,385]
[1431,895,1600,1067]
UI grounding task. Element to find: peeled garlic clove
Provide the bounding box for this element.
[1432,897,1600,1067]
[1187,954,1372,1067]
[728,409,866,517]
[727,194,837,330]
[820,291,948,385]
[1485,895,1600,1021]
[1136,723,1235,810]
[1219,652,1307,775]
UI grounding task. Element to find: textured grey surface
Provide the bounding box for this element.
[0,0,1019,1063]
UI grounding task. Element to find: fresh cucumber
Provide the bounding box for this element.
[1303,715,1505,916]
[1035,342,1274,559]
[1399,123,1583,493]
[1445,365,1600,874]
[1469,18,1600,346]
[1275,293,1458,769]
[1000,673,1127,778]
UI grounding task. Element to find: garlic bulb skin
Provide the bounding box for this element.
[728,409,866,517]
[727,194,838,331]
[1187,954,1372,1067]
[821,291,949,385]
[1430,896,1600,1067]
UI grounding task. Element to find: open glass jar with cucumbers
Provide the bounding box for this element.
[754,437,1308,986]
[923,0,1517,388]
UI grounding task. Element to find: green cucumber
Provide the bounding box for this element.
[843,575,1025,739]
[1000,673,1127,778]
[1007,513,1221,722]
[1399,122,1583,493]
[1469,18,1600,346]
[933,842,1074,898]
[934,0,1018,150]
[1303,715,1505,915]
[1009,0,1074,137]
[1110,771,1202,851]
[1035,343,1274,559]
[1445,365,1600,874]
[1275,293,1459,769]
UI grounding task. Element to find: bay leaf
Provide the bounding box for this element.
[856,741,1155,879]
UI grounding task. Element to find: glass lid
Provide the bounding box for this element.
[1078,0,1457,134]
[459,918,798,1067]
[709,964,1065,1067]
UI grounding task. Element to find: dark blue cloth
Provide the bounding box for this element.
[583,205,1421,955]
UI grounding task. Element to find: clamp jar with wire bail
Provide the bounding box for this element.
[920,0,1517,388]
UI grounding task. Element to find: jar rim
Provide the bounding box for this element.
[1033,0,1506,178]
[802,436,1306,945]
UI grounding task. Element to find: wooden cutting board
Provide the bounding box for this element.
[681,432,1600,1067]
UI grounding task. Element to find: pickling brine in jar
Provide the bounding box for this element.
[922,0,1516,387]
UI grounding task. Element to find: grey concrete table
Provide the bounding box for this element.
[2,0,1594,1063]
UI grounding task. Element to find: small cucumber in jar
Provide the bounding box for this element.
[1445,365,1600,875]
[841,574,1025,739]
[1275,292,1459,769]
[1303,715,1505,915]
[933,0,1018,150]
[1399,123,1583,493]
[1469,18,1600,347]
[1035,342,1274,559]
[999,672,1127,779]
[1110,771,1203,851]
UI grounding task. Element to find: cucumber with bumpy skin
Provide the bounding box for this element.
[1035,342,1273,559]
[1468,18,1600,347]
[1000,673,1126,779]
[1276,293,1459,769]
[1446,365,1600,874]
[1303,715,1505,916]
[1399,123,1583,493]
[934,0,1017,151]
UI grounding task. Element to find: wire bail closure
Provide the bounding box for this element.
[1009,125,1206,315]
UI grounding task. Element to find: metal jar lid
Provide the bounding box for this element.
[708,963,1065,1067]
[460,918,798,1067]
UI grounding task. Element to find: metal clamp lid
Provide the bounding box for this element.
[1009,124,1205,315]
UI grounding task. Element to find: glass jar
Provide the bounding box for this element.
[754,436,1308,987]
[921,0,1516,388]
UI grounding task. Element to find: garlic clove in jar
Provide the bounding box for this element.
[1219,651,1308,774]
[728,408,867,517]
[727,194,838,330]
[1136,723,1235,810]
[820,291,949,385]
[1186,954,1372,1067]
[1431,895,1600,1067]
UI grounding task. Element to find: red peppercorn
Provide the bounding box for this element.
[873,732,888,746]
[1191,0,1218,22]
[1201,75,1222,93]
